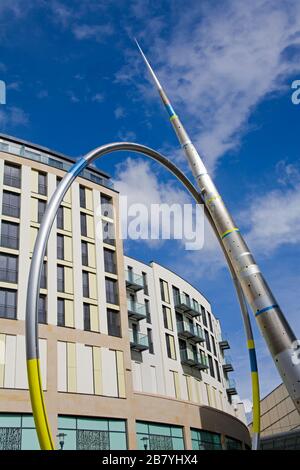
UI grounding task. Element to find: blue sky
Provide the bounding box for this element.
[1,0,300,415]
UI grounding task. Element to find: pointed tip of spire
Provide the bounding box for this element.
[133,37,163,91]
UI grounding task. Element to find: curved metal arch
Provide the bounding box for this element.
[25,142,260,450]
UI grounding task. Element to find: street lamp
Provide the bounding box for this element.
[56,433,67,450]
[141,436,149,450]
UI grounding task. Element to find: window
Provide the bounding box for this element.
[165,333,176,360]
[136,421,184,451]
[0,288,17,319]
[0,221,19,249]
[101,194,113,218]
[215,359,221,382]
[147,328,154,354]
[83,303,91,331]
[207,311,213,332]
[172,286,180,305]
[82,271,90,298]
[57,234,64,259]
[40,262,47,289]
[163,305,173,330]
[81,241,88,266]
[107,309,121,337]
[104,248,116,274]
[201,306,207,327]
[80,213,87,236]
[4,163,21,188]
[79,186,86,208]
[38,172,47,195]
[211,335,217,356]
[102,221,115,245]
[38,199,46,224]
[105,278,118,305]
[2,191,20,218]
[142,272,148,295]
[225,436,243,450]
[145,299,151,323]
[57,298,65,326]
[0,253,18,283]
[57,206,64,229]
[191,429,222,450]
[160,279,170,303]
[57,265,65,292]
[205,330,211,351]
[208,355,215,378]
[38,294,47,324]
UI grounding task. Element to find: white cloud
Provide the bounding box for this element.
[7,81,21,91]
[114,106,126,119]
[240,162,300,255]
[0,106,29,128]
[117,129,137,141]
[66,90,79,103]
[37,89,48,99]
[91,93,104,103]
[72,23,113,42]
[129,0,300,171]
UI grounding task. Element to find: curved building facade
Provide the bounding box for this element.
[0,134,250,450]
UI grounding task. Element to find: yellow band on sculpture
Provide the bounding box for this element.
[27,358,55,450]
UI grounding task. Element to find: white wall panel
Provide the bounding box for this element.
[57,341,67,392]
[76,344,93,394]
[101,348,118,397]
[4,335,16,388]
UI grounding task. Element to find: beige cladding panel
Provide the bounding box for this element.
[88,243,96,268]
[30,197,38,223]
[67,342,77,393]
[30,226,38,253]
[90,304,99,332]
[57,341,67,392]
[64,207,72,232]
[65,300,74,328]
[64,267,73,294]
[64,236,72,262]
[86,214,94,239]
[92,346,102,395]
[89,272,97,300]
[0,334,5,387]
[31,169,39,193]
[116,350,126,398]
[4,335,16,388]
[85,188,93,211]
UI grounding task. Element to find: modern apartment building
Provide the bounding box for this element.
[0,134,250,450]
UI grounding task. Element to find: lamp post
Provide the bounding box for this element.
[56,433,67,450]
[25,142,260,450]
[141,436,149,450]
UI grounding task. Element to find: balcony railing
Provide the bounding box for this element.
[219,336,230,350]
[129,329,149,352]
[125,270,144,292]
[226,378,237,395]
[0,139,113,189]
[127,299,147,321]
[174,294,200,317]
[177,320,205,344]
[222,355,234,373]
[180,349,208,370]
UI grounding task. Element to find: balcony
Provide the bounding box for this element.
[180,349,208,370]
[226,378,237,396]
[174,294,200,317]
[177,320,205,344]
[129,329,149,352]
[127,299,147,321]
[222,355,234,373]
[219,337,230,350]
[125,270,144,292]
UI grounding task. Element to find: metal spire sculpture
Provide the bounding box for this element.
[135,39,300,419]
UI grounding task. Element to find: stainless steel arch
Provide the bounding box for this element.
[26,142,259,450]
